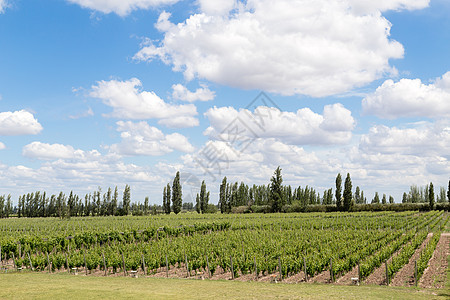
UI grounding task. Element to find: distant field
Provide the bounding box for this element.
[0,211,448,298]
[0,272,447,300]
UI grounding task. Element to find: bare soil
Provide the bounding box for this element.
[419,233,449,289]
[390,233,433,287]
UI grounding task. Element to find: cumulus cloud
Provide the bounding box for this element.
[90,78,198,128]
[204,103,355,145]
[359,121,450,158]
[362,72,450,119]
[135,0,407,97]
[22,142,89,160]
[67,0,179,17]
[0,110,43,136]
[171,84,215,102]
[109,121,195,156]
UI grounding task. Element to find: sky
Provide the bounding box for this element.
[0,0,449,205]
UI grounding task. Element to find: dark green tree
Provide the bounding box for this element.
[429,182,434,210]
[219,177,227,213]
[343,173,352,211]
[200,180,208,213]
[195,193,201,213]
[447,180,450,202]
[389,195,394,204]
[144,196,149,215]
[372,192,380,204]
[122,184,131,215]
[172,171,182,214]
[382,194,386,204]
[402,192,408,203]
[335,173,342,210]
[269,166,283,213]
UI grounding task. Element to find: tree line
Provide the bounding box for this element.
[1,168,448,218]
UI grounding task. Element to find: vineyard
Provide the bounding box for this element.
[0,211,448,289]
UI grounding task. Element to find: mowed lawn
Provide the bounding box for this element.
[0,273,448,299]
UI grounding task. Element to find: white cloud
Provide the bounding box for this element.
[348,0,429,14]
[197,0,236,15]
[67,0,179,17]
[157,116,199,128]
[0,142,5,150]
[135,0,406,97]
[359,121,450,158]
[204,103,355,145]
[171,84,215,102]
[90,78,198,128]
[0,110,43,136]
[109,121,194,156]
[0,0,8,14]
[23,142,88,160]
[362,72,450,119]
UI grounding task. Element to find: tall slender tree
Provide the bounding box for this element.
[335,173,342,210]
[122,184,131,215]
[343,173,352,211]
[219,177,227,213]
[172,171,182,214]
[447,180,450,202]
[269,166,283,213]
[429,182,434,210]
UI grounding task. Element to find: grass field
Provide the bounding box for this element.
[0,272,448,300]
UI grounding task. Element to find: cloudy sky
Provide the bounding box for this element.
[0,0,449,205]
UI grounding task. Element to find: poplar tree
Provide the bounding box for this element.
[200,180,208,213]
[372,192,380,204]
[343,173,352,211]
[382,194,386,204]
[219,177,227,213]
[447,180,450,202]
[122,184,131,215]
[269,166,283,212]
[429,182,434,210]
[172,171,182,214]
[335,173,342,210]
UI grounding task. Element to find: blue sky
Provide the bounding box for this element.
[0,0,449,205]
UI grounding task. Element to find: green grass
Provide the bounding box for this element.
[0,272,447,299]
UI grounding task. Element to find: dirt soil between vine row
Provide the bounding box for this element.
[418,232,449,289]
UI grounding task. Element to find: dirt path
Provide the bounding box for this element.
[419,232,449,289]
[390,233,433,287]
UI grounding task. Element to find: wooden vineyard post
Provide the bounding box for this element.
[230,256,234,280]
[28,253,34,271]
[304,257,308,282]
[414,261,418,287]
[121,252,127,276]
[184,251,190,278]
[18,242,21,258]
[141,254,146,276]
[329,258,334,282]
[46,252,51,273]
[385,261,389,285]
[357,262,361,284]
[206,255,211,278]
[102,252,107,276]
[12,253,16,271]
[278,257,282,282]
[65,252,69,273]
[165,254,169,278]
[254,257,258,281]
[83,250,87,275]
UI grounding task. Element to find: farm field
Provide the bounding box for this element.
[0,211,448,298]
